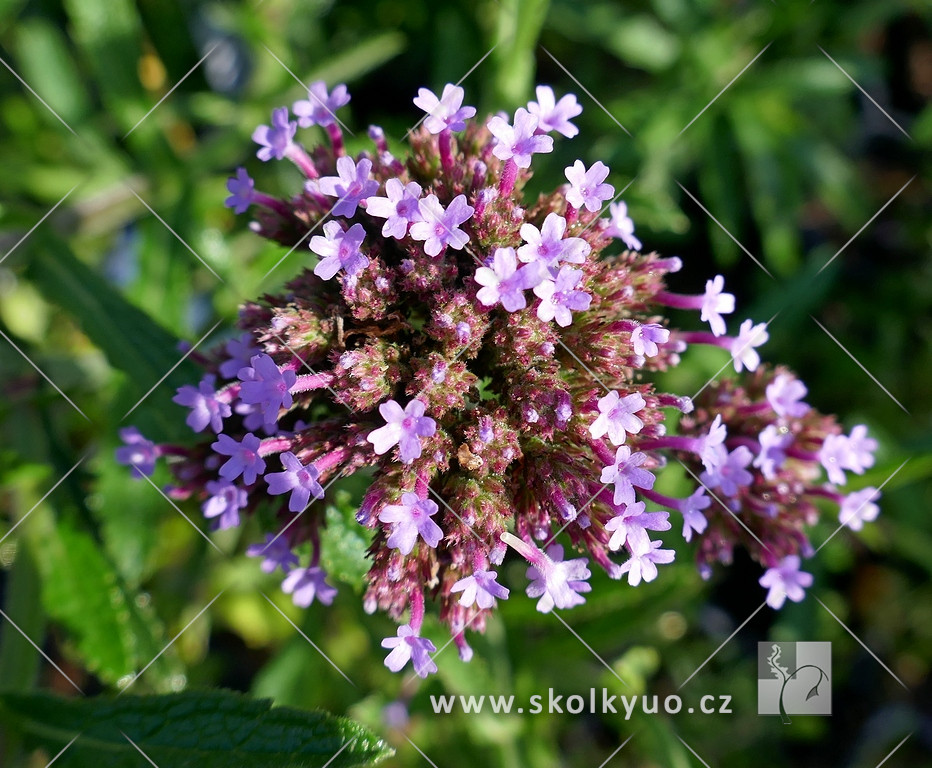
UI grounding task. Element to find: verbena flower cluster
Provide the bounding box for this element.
[118,81,881,679]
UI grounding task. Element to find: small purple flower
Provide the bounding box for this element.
[589,390,646,446]
[211,432,266,486]
[382,625,437,677]
[487,108,553,169]
[700,446,753,497]
[318,156,379,217]
[246,533,299,573]
[731,319,768,372]
[172,375,231,433]
[819,434,850,485]
[238,353,297,424]
[450,569,510,609]
[502,533,592,613]
[310,221,369,280]
[517,212,590,267]
[409,194,474,257]
[753,425,792,480]
[225,167,255,214]
[564,160,614,212]
[680,489,711,542]
[838,487,880,531]
[378,492,443,555]
[766,374,810,418]
[367,398,437,464]
[600,446,656,507]
[604,201,641,251]
[475,247,545,312]
[252,107,296,162]
[630,323,670,358]
[116,427,159,478]
[292,81,350,128]
[617,540,675,586]
[412,83,476,133]
[845,425,878,473]
[527,85,582,138]
[202,479,248,530]
[759,555,813,609]
[700,275,735,337]
[604,501,671,553]
[219,333,262,379]
[533,266,591,326]
[365,179,423,239]
[265,451,324,513]
[282,565,337,607]
[698,415,728,471]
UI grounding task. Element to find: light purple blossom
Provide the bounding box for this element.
[382,625,437,677]
[246,534,299,574]
[475,247,545,312]
[766,374,810,418]
[282,566,337,607]
[202,480,247,530]
[759,555,813,609]
[533,266,591,326]
[564,160,614,212]
[409,194,474,256]
[680,489,711,542]
[838,487,880,531]
[115,427,159,478]
[211,432,266,485]
[731,319,768,372]
[589,390,646,446]
[517,212,590,267]
[219,333,262,379]
[224,167,255,214]
[365,179,423,239]
[238,353,297,424]
[617,540,675,586]
[753,425,792,480]
[292,81,350,128]
[700,446,753,497]
[367,399,437,464]
[604,501,671,553]
[698,414,728,471]
[412,83,476,133]
[819,426,877,484]
[630,323,670,358]
[310,221,369,280]
[604,201,642,251]
[378,492,443,555]
[487,107,553,168]
[172,375,231,433]
[252,107,296,162]
[265,451,324,512]
[700,275,735,337]
[845,425,878,473]
[450,569,510,609]
[318,156,379,217]
[502,534,592,613]
[527,85,582,138]
[600,446,656,507]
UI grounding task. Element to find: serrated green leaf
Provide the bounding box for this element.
[0,690,393,768]
[320,490,371,587]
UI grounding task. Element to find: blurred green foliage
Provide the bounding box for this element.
[1,0,930,767]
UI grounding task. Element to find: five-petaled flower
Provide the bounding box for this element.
[318,156,379,217]
[517,212,590,267]
[604,501,671,553]
[475,247,545,312]
[731,319,769,372]
[487,108,553,168]
[238,354,297,425]
[378,492,443,555]
[630,323,669,358]
[310,221,369,280]
[292,81,350,128]
[700,275,735,337]
[202,480,248,530]
[604,201,642,251]
[173,375,232,433]
[589,390,646,446]
[533,266,591,326]
[265,451,325,512]
[527,85,582,138]
[600,446,656,506]
[451,569,510,609]
[282,566,338,607]
[115,427,159,478]
[365,179,424,239]
[212,432,266,485]
[759,555,813,609]
[700,445,754,497]
[382,625,438,678]
[766,373,810,418]
[224,167,256,214]
[368,399,437,463]
[246,534,299,574]
[564,160,614,212]
[413,83,476,133]
[838,487,880,531]
[617,540,675,586]
[409,194,474,256]
[502,533,592,614]
[252,107,296,161]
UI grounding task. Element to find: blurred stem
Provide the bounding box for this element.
[491,0,550,105]
[0,543,43,691]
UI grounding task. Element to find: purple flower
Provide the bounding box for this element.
[517,212,590,267]
[252,107,296,161]
[617,540,675,586]
[450,569,510,609]
[172,375,231,433]
[238,353,297,424]
[845,425,878,473]
[365,179,423,239]
[533,266,591,326]
[838,487,880,531]
[759,555,813,609]
[412,83,476,133]
[698,415,728,471]
[367,399,437,464]
[700,275,735,337]
[475,247,545,312]
[487,108,553,169]
[819,426,877,484]
[409,194,474,256]
[527,85,582,138]
[211,432,266,485]
[604,501,671,553]
[382,625,437,677]
[589,390,646,446]
[266,451,324,512]
[600,446,656,507]
[219,333,262,379]
[292,81,350,128]
[766,374,810,418]
[246,533,299,573]
[378,492,443,555]
[753,425,792,480]
[225,167,255,214]
[680,489,711,542]
[282,566,337,607]
[310,221,368,280]
[318,156,378,217]
[502,533,592,613]
[564,160,614,212]
[700,446,753,497]
[202,479,247,530]
[116,427,159,478]
[604,201,641,251]
[630,323,670,358]
[731,319,768,372]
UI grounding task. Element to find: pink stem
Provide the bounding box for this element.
[439,129,454,171]
[326,123,345,156]
[292,372,334,393]
[286,145,319,179]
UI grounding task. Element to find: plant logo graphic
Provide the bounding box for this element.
[758,642,831,722]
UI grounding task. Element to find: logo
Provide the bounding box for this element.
[758,641,831,722]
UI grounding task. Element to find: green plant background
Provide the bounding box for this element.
[1,0,930,766]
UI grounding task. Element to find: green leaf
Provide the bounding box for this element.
[320,490,371,588]
[0,690,393,768]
